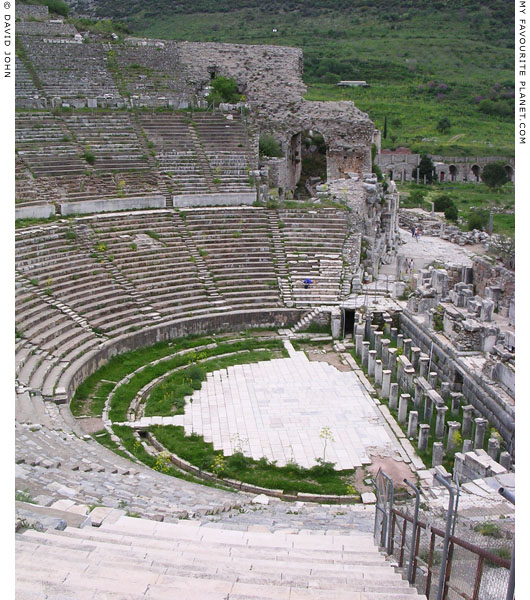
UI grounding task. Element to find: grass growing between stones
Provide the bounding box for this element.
[151,425,358,496]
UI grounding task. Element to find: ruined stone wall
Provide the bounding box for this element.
[16,5,49,19]
[472,256,515,308]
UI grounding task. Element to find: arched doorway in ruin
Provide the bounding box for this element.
[471,164,480,182]
[293,129,327,199]
[505,165,513,181]
[449,165,458,181]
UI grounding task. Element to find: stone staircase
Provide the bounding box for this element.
[16,511,427,600]
[282,306,330,337]
[267,211,293,307]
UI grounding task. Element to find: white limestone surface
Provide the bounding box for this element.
[182,353,395,469]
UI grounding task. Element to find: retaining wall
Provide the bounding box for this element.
[60,196,166,215]
[15,204,55,220]
[172,192,257,207]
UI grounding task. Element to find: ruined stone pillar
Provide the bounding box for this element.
[368,350,377,377]
[382,370,392,398]
[474,418,488,450]
[419,357,430,378]
[487,437,500,461]
[432,442,444,467]
[389,383,399,410]
[410,347,421,371]
[446,421,461,454]
[418,424,430,451]
[462,439,473,453]
[381,339,390,368]
[440,382,451,401]
[398,393,410,424]
[356,334,365,358]
[407,411,419,439]
[403,338,412,360]
[435,405,448,438]
[375,360,383,386]
[390,327,398,342]
[461,405,474,436]
[414,379,423,410]
[384,319,392,336]
[397,334,404,350]
[428,372,438,389]
[375,331,383,358]
[424,395,433,423]
[388,348,397,375]
[362,341,370,368]
[369,326,377,349]
[451,393,463,415]
[403,367,415,394]
[499,452,511,470]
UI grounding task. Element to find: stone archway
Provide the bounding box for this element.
[471,164,480,182]
[294,129,328,199]
[505,165,513,181]
[449,164,458,181]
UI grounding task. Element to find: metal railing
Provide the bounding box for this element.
[374,469,514,600]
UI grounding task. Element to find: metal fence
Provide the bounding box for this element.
[374,470,514,600]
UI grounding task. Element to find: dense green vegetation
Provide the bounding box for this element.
[83,0,515,157]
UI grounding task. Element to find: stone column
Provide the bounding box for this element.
[446,421,461,454]
[375,331,383,358]
[375,360,383,386]
[403,367,415,394]
[390,327,398,341]
[397,334,404,349]
[419,357,430,378]
[403,338,412,360]
[432,442,444,467]
[389,383,399,410]
[368,350,377,377]
[451,393,463,415]
[462,405,474,436]
[369,325,377,349]
[474,418,488,450]
[407,411,419,439]
[384,319,392,336]
[440,382,451,401]
[487,437,500,461]
[398,393,410,424]
[499,452,511,470]
[410,347,421,370]
[381,339,391,368]
[462,439,473,453]
[388,348,397,375]
[428,372,438,389]
[424,395,433,423]
[362,341,370,368]
[382,370,392,398]
[355,334,364,357]
[414,379,423,410]
[435,405,448,438]
[418,424,430,451]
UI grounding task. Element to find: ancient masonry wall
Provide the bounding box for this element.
[472,256,515,309]
[399,312,515,448]
[61,308,302,402]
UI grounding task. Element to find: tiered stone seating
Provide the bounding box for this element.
[115,41,192,107]
[15,56,43,107]
[183,208,282,308]
[64,112,149,173]
[16,112,86,178]
[18,36,122,104]
[140,113,210,194]
[88,212,217,319]
[278,209,348,306]
[15,224,151,339]
[193,113,254,193]
[15,157,41,206]
[15,513,426,600]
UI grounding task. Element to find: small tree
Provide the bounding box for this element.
[444,204,458,222]
[412,155,436,183]
[259,134,283,157]
[436,117,451,133]
[207,76,241,105]
[481,162,509,190]
[319,426,335,462]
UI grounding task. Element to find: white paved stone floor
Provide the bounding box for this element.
[175,347,395,470]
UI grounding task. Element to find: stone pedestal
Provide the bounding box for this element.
[418,424,430,451]
[462,405,474,436]
[384,319,392,336]
[410,347,421,370]
[403,367,415,394]
[407,411,418,439]
[389,383,399,410]
[435,405,448,438]
[487,437,500,461]
[368,350,377,377]
[331,308,342,338]
[462,439,473,453]
[432,442,444,467]
[446,421,461,454]
[369,326,377,349]
[451,393,463,415]
[403,339,412,360]
[424,395,433,423]
[397,334,404,349]
[390,327,398,341]
[440,382,451,401]
[381,339,391,367]
[428,372,438,389]
[419,357,430,378]
[375,332,383,358]
[499,451,511,470]
[414,380,423,410]
[474,418,488,449]
[382,370,392,398]
[362,341,370,368]
[355,334,364,356]
[375,360,383,386]
[388,348,397,374]
[398,394,410,424]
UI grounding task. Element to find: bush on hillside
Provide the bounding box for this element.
[467,209,489,231]
[433,194,454,212]
[444,204,458,222]
[259,134,283,158]
[207,76,241,105]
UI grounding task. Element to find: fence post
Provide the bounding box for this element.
[498,488,515,600]
[381,471,395,553]
[434,472,456,600]
[404,478,420,584]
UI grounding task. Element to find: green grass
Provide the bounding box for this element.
[151,425,358,496]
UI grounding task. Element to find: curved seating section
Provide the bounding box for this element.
[278,208,348,306]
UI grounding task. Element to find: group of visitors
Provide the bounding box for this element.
[410,226,421,241]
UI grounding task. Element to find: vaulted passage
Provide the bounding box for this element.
[294,129,327,199]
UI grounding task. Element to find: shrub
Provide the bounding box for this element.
[467,210,489,231]
[42,0,69,17]
[373,164,384,182]
[259,134,283,158]
[482,162,509,190]
[433,194,454,212]
[83,149,96,165]
[436,117,451,133]
[444,204,458,222]
[208,76,241,104]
